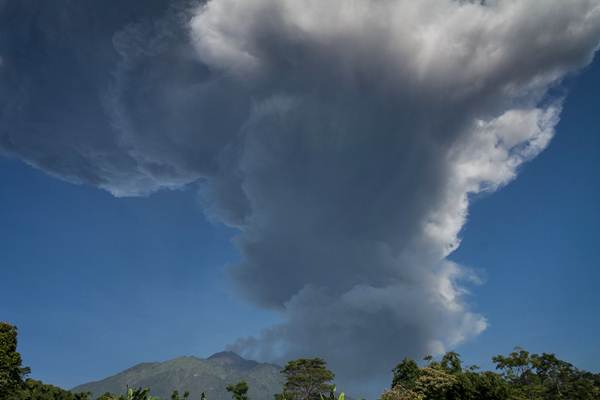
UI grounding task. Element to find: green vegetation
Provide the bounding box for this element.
[226,382,249,400]
[276,358,335,400]
[385,349,600,400]
[2,322,599,400]
[171,390,190,400]
[1,323,31,398]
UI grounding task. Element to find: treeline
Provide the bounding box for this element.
[384,351,600,400]
[2,322,599,400]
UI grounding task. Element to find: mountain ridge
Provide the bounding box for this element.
[71,352,284,400]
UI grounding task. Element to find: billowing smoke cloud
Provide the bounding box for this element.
[1,0,600,390]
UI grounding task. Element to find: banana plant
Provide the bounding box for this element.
[123,387,159,400]
[320,386,345,400]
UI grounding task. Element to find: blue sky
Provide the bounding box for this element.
[1,0,600,394]
[0,159,279,387]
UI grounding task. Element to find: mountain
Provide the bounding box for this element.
[71,352,284,400]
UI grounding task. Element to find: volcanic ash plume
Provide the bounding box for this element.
[1,0,600,388]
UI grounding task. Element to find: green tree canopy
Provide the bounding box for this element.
[392,358,420,390]
[10,379,90,400]
[1,322,31,398]
[388,349,600,400]
[170,390,190,400]
[280,358,335,400]
[439,353,462,375]
[493,348,600,399]
[226,381,249,400]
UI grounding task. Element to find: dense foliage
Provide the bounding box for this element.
[226,382,248,400]
[2,322,599,400]
[385,349,600,400]
[1,323,31,398]
[276,358,335,400]
[6,379,90,400]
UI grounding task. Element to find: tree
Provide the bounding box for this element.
[392,358,420,390]
[0,322,30,398]
[381,385,423,400]
[413,366,457,400]
[171,390,190,400]
[11,379,90,400]
[280,358,335,400]
[388,352,513,400]
[445,371,511,400]
[440,352,462,375]
[226,381,249,400]
[492,348,600,400]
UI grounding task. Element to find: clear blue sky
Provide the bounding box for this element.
[1,8,600,392]
[0,159,280,387]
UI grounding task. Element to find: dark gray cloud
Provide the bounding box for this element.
[1,0,600,392]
